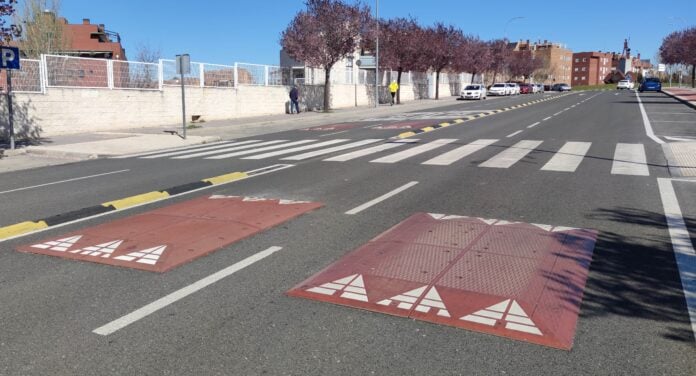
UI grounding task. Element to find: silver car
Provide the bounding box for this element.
[460,84,487,100]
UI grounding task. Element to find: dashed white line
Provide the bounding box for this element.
[345,181,418,215]
[553,111,563,116]
[93,246,283,336]
[542,117,552,121]
[0,169,130,195]
[526,122,540,129]
[506,130,524,138]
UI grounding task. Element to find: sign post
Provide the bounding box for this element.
[1,46,20,150]
[176,54,191,139]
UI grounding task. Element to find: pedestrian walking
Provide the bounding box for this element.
[289,85,300,114]
[389,80,399,106]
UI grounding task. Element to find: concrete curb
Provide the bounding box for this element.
[0,164,293,241]
[661,89,696,110]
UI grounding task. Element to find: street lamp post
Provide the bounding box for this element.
[375,0,379,108]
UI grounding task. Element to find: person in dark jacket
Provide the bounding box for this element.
[289,86,300,114]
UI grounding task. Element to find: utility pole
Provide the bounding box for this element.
[375,0,379,108]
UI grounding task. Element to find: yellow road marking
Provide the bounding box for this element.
[203,172,248,185]
[0,221,48,240]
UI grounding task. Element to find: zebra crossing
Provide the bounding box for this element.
[125,138,653,176]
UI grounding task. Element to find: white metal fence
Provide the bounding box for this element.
[4,54,460,95]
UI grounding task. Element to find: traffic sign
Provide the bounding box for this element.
[1,46,20,70]
[658,63,666,72]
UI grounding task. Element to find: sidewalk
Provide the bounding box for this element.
[661,87,696,177]
[0,97,466,172]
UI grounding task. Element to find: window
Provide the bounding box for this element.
[581,67,586,71]
[582,58,586,62]
[574,76,578,80]
[574,67,578,72]
[581,76,586,80]
[575,58,579,62]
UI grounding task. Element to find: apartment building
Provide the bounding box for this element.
[511,40,573,85]
[572,51,613,86]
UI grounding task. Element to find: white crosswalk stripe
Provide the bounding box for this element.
[282,139,382,160]
[479,140,543,168]
[541,142,592,172]
[112,141,238,159]
[371,139,458,163]
[422,139,498,166]
[205,139,317,160]
[171,140,286,159]
[611,143,650,176]
[242,139,349,160]
[140,140,260,159]
[324,142,407,161]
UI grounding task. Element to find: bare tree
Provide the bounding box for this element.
[455,36,490,84]
[135,43,161,63]
[281,0,371,111]
[660,27,696,88]
[487,39,511,84]
[378,17,423,104]
[0,0,17,44]
[15,0,68,57]
[421,23,464,99]
[508,50,543,82]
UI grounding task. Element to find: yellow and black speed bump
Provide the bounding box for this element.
[393,92,572,139]
[0,167,274,241]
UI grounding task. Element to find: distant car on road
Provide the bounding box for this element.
[552,83,572,92]
[460,84,487,100]
[519,83,533,94]
[639,77,661,92]
[505,83,520,95]
[488,83,508,96]
[533,83,544,93]
[617,80,635,90]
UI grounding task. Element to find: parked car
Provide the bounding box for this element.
[488,83,508,96]
[544,84,553,91]
[617,80,635,90]
[460,84,487,100]
[639,77,661,92]
[505,83,520,95]
[532,83,544,93]
[552,83,572,92]
[519,83,533,94]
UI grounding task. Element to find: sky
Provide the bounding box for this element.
[20,0,696,65]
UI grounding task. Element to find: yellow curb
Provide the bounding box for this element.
[421,126,435,132]
[453,119,465,123]
[0,221,49,240]
[103,191,170,210]
[439,122,451,126]
[203,171,249,186]
[397,131,417,139]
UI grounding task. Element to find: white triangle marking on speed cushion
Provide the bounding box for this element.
[377,286,450,317]
[31,235,82,252]
[306,274,369,302]
[460,299,542,335]
[70,240,123,258]
[114,245,167,265]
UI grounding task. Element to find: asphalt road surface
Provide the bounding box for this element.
[0,91,694,375]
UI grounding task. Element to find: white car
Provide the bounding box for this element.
[505,83,520,95]
[460,84,487,100]
[488,83,508,96]
[617,80,635,90]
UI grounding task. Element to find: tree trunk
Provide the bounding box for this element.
[692,65,695,89]
[471,71,477,84]
[491,70,498,84]
[435,70,440,100]
[396,68,402,105]
[323,66,332,112]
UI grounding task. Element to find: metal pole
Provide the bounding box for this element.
[180,71,187,139]
[7,69,15,150]
[375,0,379,108]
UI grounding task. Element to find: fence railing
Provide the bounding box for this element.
[5,54,461,94]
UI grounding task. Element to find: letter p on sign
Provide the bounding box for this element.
[1,47,20,70]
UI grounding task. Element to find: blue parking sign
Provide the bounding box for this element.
[1,46,20,70]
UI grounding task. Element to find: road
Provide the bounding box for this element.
[0,90,694,375]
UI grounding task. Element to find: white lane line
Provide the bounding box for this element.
[111,141,236,159]
[172,140,285,159]
[422,139,498,166]
[564,107,571,110]
[0,169,130,195]
[527,122,540,129]
[540,142,592,172]
[652,120,696,123]
[324,142,405,161]
[345,181,418,215]
[93,246,283,336]
[371,139,457,163]
[206,140,316,159]
[320,130,350,137]
[141,140,261,159]
[664,136,696,142]
[553,111,563,116]
[542,116,552,121]
[281,139,382,160]
[479,140,543,169]
[657,178,696,343]
[635,92,665,144]
[243,139,348,160]
[506,130,524,138]
[611,143,650,176]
